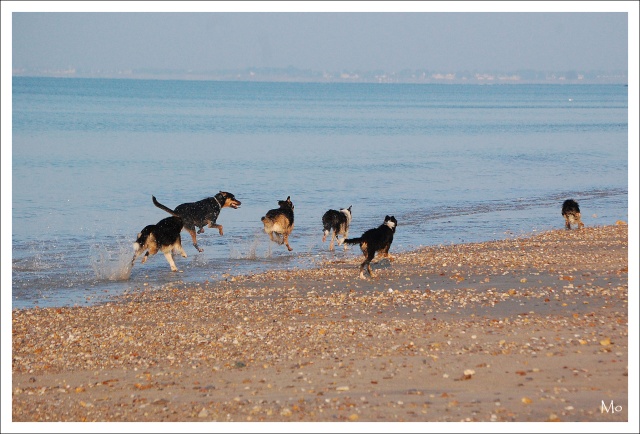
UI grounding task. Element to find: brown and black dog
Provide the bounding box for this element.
[152,191,241,252]
[261,196,295,251]
[345,215,397,279]
[132,216,187,272]
[562,199,584,230]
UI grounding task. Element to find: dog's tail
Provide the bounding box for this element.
[344,237,362,245]
[152,196,179,217]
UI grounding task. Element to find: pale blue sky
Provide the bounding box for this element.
[6,4,633,75]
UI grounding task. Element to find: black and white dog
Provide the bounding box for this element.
[345,215,397,279]
[562,199,584,230]
[152,191,241,252]
[132,216,187,272]
[322,206,352,251]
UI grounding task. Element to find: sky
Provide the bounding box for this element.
[5,3,635,76]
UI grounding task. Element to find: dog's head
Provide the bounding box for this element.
[278,196,294,211]
[341,206,352,219]
[133,225,155,252]
[384,215,398,232]
[219,191,241,209]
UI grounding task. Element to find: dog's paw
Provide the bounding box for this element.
[197,228,205,234]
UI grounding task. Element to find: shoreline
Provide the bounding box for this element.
[10,224,631,424]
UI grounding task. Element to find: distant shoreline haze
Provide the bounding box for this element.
[11,66,628,85]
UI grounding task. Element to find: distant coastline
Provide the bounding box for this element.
[12,66,628,85]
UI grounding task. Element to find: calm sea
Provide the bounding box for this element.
[10,77,628,309]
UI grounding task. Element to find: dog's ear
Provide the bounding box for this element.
[385,215,390,220]
[286,196,291,201]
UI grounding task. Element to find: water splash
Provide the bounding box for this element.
[90,243,134,281]
[229,230,266,260]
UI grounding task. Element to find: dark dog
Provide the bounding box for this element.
[322,206,352,251]
[261,196,295,251]
[345,215,397,279]
[152,191,241,252]
[562,199,584,230]
[132,216,187,272]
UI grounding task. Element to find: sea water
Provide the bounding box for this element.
[10,77,628,309]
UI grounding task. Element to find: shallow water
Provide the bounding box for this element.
[11,78,628,309]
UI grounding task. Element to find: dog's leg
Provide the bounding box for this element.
[359,259,368,279]
[367,261,375,278]
[131,250,142,266]
[382,247,395,262]
[141,251,150,264]
[283,234,293,251]
[197,226,205,234]
[329,232,336,251]
[176,241,188,259]
[366,249,376,278]
[564,217,571,230]
[338,230,348,249]
[322,229,329,243]
[208,223,224,235]
[163,251,178,272]
[186,228,203,252]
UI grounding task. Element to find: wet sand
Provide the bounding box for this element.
[10,224,630,425]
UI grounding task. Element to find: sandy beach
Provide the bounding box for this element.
[10,224,631,426]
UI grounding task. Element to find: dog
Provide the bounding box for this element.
[562,199,584,230]
[322,206,352,251]
[152,191,241,252]
[132,216,187,272]
[344,215,397,279]
[261,196,295,251]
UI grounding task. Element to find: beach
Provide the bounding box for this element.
[11,224,629,424]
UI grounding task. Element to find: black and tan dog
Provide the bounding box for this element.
[562,199,584,230]
[132,216,187,272]
[152,191,241,252]
[261,196,295,251]
[345,215,397,279]
[322,206,352,251]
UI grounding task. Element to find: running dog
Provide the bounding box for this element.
[261,196,295,251]
[152,191,241,252]
[322,206,352,251]
[345,215,397,279]
[132,216,187,272]
[562,199,584,230]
